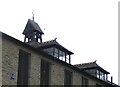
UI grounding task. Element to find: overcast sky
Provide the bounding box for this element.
[0,0,119,84]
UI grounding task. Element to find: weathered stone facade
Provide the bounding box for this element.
[0,32,119,87]
[0,32,2,86]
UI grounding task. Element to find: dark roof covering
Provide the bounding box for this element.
[23,19,44,35]
[1,32,119,87]
[74,61,110,74]
[27,39,74,55]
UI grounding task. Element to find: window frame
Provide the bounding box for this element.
[64,69,73,86]
[17,49,30,86]
[40,59,50,86]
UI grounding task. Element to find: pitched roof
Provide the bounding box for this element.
[23,19,44,35]
[74,61,110,74]
[27,39,74,55]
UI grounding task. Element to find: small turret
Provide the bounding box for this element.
[23,19,44,43]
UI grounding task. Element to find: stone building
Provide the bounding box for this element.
[0,19,119,87]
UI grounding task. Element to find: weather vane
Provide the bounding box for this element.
[32,10,34,21]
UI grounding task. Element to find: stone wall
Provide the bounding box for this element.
[2,36,19,85]
[0,32,2,86]
[2,35,107,86]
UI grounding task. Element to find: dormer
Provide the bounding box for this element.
[37,39,73,64]
[74,61,110,81]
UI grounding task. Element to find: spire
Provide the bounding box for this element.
[32,10,34,21]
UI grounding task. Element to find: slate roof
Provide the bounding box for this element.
[74,61,110,74]
[27,39,74,55]
[23,19,44,35]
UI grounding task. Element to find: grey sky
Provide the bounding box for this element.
[0,0,118,84]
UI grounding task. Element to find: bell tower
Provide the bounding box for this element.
[22,19,44,43]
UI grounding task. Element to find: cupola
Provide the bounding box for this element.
[23,19,44,43]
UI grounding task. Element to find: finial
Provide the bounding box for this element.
[32,10,34,21]
[94,60,97,63]
[54,38,57,41]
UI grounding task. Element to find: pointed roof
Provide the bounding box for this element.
[23,19,44,35]
[74,61,110,74]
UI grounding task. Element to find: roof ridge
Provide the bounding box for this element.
[42,39,57,44]
[74,61,98,66]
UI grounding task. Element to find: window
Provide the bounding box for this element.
[40,59,50,86]
[43,47,53,56]
[17,50,30,86]
[82,77,88,87]
[64,70,72,86]
[59,51,65,61]
[54,47,59,58]
[97,70,100,78]
[65,54,70,63]
[97,70,105,80]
